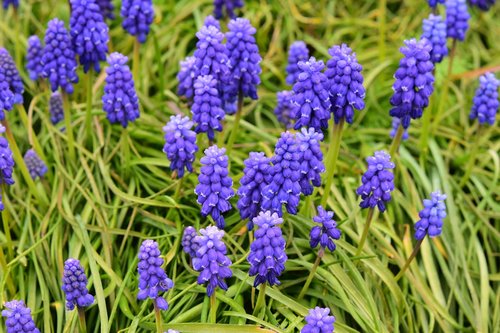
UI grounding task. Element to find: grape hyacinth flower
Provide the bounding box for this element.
[297,128,325,196]
[356,151,395,213]
[421,14,448,64]
[286,41,309,85]
[121,0,154,43]
[96,0,115,19]
[191,75,225,140]
[237,152,271,229]
[195,145,234,229]
[390,118,409,141]
[24,149,48,180]
[310,206,341,252]
[49,92,64,125]
[61,258,94,310]
[0,80,14,119]
[204,15,220,30]
[446,0,470,41]
[470,72,499,125]
[326,44,366,124]
[102,52,140,127]
[182,226,199,258]
[468,0,496,10]
[213,0,244,19]
[1,0,18,9]
[248,211,287,287]
[0,130,15,211]
[1,300,40,333]
[193,226,232,296]
[389,38,434,129]
[177,56,196,101]
[414,191,447,240]
[137,240,174,310]
[428,0,445,7]
[0,48,24,104]
[41,18,79,94]
[291,57,331,131]
[162,115,198,178]
[26,36,44,81]
[262,132,302,216]
[274,91,296,129]
[301,307,336,333]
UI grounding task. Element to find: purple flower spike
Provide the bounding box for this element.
[326,44,366,124]
[204,15,220,30]
[291,57,331,132]
[41,18,79,94]
[24,149,48,180]
[310,206,341,252]
[1,0,18,9]
[389,38,434,129]
[213,0,244,19]
[26,36,44,81]
[297,128,325,196]
[191,75,225,140]
[61,258,94,310]
[195,145,234,229]
[162,115,198,178]
[301,307,336,333]
[0,48,24,104]
[137,240,174,311]
[49,92,64,125]
[193,226,233,296]
[182,226,199,258]
[274,91,296,129]
[102,52,140,127]
[421,14,448,64]
[96,0,115,20]
[262,132,302,216]
[470,72,499,125]
[237,152,272,229]
[0,81,14,119]
[177,56,196,100]
[428,0,445,7]
[0,134,15,211]
[469,0,496,10]
[390,117,409,141]
[356,151,395,213]
[414,191,447,240]
[1,300,40,333]
[446,0,470,41]
[121,0,154,43]
[286,41,309,85]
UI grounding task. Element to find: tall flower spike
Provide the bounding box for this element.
[50,92,64,125]
[70,0,110,73]
[248,211,287,287]
[428,0,445,7]
[102,52,140,127]
[446,0,470,41]
[137,240,174,310]
[177,56,196,100]
[26,36,44,81]
[262,132,302,216]
[61,258,94,310]
[325,44,366,124]
[470,72,499,125]
[301,307,336,333]
[291,57,331,131]
[213,0,244,19]
[0,133,15,211]
[121,0,155,43]
[182,226,199,258]
[195,145,234,229]
[414,191,447,240]
[96,0,115,20]
[237,152,272,229]
[24,149,48,180]
[191,75,225,140]
[204,15,220,30]
[162,115,198,178]
[193,226,232,296]
[1,0,18,9]
[356,151,395,212]
[0,48,24,104]
[0,79,14,120]
[41,18,79,94]
[1,300,40,333]
[390,117,409,141]
[389,38,434,129]
[297,128,325,196]
[286,41,309,85]
[310,206,341,252]
[274,91,296,129]
[469,0,496,10]
[421,14,448,64]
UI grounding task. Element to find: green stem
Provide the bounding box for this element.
[1,185,14,259]
[459,127,483,187]
[209,293,217,324]
[252,283,266,316]
[121,128,130,177]
[394,238,424,282]
[447,39,457,78]
[133,38,140,89]
[85,69,94,143]
[356,207,375,255]
[77,307,87,333]
[298,248,324,300]
[13,8,22,70]
[225,92,244,156]
[62,92,76,162]
[389,124,404,157]
[378,0,387,61]
[321,118,345,208]
[166,178,183,221]
[419,69,436,155]
[154,300,163,333]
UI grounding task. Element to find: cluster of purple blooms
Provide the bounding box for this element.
[468,0,496,10]
[286,41,310,85]
[0,50,16,118]
[163,115,198,178]
[26,36,44,81]
[49,92,64,124]
[61,258,94,310]
[414,191,447,240]
[310,206,341,252]
[0,48,24,105]
[213,0,244,19]
[470,72,499,125]
[1,301,40,333]
[446,0,470,41]
[96,0,115,20]
[274,90,296,128]
[191,75,225,140]
[0,126,14,211]
[23,149,47,180]
[1,0,18,9]
[301,307,336,333]
[182,226,199,258]
[297,128,325,196]
[421,14,448,64]
[121,0,154,43]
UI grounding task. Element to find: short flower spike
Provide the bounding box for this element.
[1,300,40,333]
[470,72,499,125]
[414,191,447,240]
[61,258,94,310]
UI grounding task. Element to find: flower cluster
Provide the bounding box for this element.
[41,18,79,94]
[427,0,445,7]
[356,151,395,212]
[61,258,94,310]
[193,25,228,84]
[1,0,18,9]
[325,44,365,124]
[390,117,409,141]
[162,115,198,178]
[0,80,14,118]
[121,0,154,43]
[286,41,309,85]
[389,38,434,129]
[237,152,271,228]
[301,307,336,333]
[24,149,48,180]
[468,0,496,10]
[469,72,499,125]
[274,91,296,128]
[297,128,325,196]
[213,0,244,19]
[191,75,225,140]
[195,145,234,229]
[137,240,174,310]
[177,56,196,100]
[96,0,115,20]
[414,191,447,240]
[204,15,220,29]
[310,206,341,252]
[0,48,24,104]
[26,36,44,81]
[102,52,140,127]
[1,300,40,333]
[193,226,232,296]
[50,92,64,124]
[0,133,15,211]
[421,14,448,64]
[446,0,470,41]
[182,226,199,258]
[291,57,331,131]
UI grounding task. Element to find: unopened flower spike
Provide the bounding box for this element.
[274,91,296,129]
[49,92,64,125]
[446,0,470,41]
[191,75,225,140]
[163,115,198,178]
[296,128,325,196]
[24,149,48,180]
[301,307,336,333]
[414,191,447,240]
[182,226,199,258]
[286,41,309,85]
[204,15,220,30]
[177,56,196,101]
[2,300,40,333]
[61,258,94,310]
[0,48,24,104]
[213,0,244,19]
[121,0,154,43]
[470,72,499,125]
[421,14,448,64]
[26,36,44,81]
